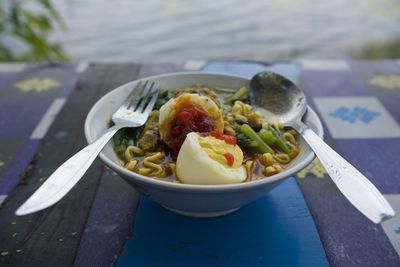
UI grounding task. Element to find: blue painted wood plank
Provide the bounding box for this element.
[117,178,328,267]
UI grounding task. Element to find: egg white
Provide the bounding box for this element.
[176,132,246,185]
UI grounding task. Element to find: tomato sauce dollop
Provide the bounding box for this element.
[167,102,215,153]
[210,130,236,145]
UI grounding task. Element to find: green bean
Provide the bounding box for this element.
[260,130,277,145]
[240,124,275,154]
[268,125,291,154]
[224,86,248,104]
[248,140,259,147]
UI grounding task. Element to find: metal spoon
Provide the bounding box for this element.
[250,71,395,224]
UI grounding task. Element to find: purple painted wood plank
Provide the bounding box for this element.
[0,139,39,195]
[335,138,400,194]
[0,73,17,93]
[305,195,400,267]
[0,99,53,138]
[349,60,400,124]
[301,70,370,97]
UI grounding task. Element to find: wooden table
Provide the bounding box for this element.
[0,60,399,266]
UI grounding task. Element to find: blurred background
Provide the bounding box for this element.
[1,0,400,62]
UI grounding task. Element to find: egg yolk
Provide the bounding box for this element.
[198,135,243,168]
[167,102,215,152]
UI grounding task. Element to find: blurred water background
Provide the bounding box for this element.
[4,0,400,62]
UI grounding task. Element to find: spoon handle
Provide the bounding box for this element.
[297,125,395,224]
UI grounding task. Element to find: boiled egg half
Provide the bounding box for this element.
[159,93,224,149]
[176,132,247,185]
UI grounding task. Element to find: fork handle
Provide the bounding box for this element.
[296,123,395,224]
[15,125,122,215]
[53,125,122,180]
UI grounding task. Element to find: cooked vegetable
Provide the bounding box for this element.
[240,124,275,154]
[260,130,277,145]
[113,127,143,158]
[137,110,160,151]
[236,132,258,149]
[247,112,263,130]
[154,88,170,110]
[224,122,236,136]
[138,130,159,151]
[224,86,248,105]
[268,125,291,153]
[139,110,159,136]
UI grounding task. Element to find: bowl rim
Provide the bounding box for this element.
[84,71,324,193]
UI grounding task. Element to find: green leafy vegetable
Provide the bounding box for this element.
[154,88,170,110]
[113,126,144,159]
[236,132,258,148]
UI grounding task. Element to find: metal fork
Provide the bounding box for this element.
[15,80,160,216]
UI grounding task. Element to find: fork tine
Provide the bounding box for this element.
[122,80,143,108]
[142,86,160,115]
[127,80,149,110]
[135,81,155,112]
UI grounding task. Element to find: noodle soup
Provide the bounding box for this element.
[112,84,300,185]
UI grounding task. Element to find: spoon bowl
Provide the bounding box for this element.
[250,71,307,126]
[250,71,395,224]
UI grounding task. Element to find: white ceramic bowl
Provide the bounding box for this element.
[84,72,323,217]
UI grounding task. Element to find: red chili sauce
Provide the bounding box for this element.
[210,130,236,145]
[224,152,234,166]
[210,130,237,167]
[167,102,215,155]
